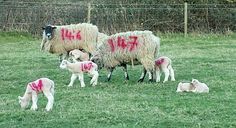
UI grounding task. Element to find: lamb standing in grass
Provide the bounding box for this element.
[18,78,54,111]
[155,56,175,83]
[60,60,99,87]
[91,30,160,82]
[69,49,90,62]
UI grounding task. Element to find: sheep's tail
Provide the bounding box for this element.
[153,35,160,58]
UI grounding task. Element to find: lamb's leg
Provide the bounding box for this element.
[90,71,99,86]
[78,73,86,87]
[121,63,129,80]
[44,91,54,111]
[163,67,170,83]
[138,68,147,82]
[107,68,114,81]
[68,74,77,87]
[147,71,153,82]
[156,67,161,82]
[31,92,38,111]
[168,65,175,81]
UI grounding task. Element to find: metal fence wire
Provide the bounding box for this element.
[0,1,235,35]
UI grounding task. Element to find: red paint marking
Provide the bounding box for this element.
[108,39,115,52]
[128,36,138,51]
[81,62,93,72]
[61,28,65,40]
[30,79,43,93]
[75,31,81,40]
[155,58,164,65]
[61,28,82,41]
[117,36,127,49]
[107,35,139,52]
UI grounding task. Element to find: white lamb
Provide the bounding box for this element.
[60,60,99,87]
[18,78,54,111]
[155,56,175,83]
[176,79,209,93]
[191,79,209,93]
[69,49,90,62]
[176,82,195,92]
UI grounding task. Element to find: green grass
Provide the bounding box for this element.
[0,32,236,128]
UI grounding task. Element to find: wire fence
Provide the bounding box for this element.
[0,1,235,36]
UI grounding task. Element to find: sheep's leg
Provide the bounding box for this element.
[138,68,147,82]
[168,65,175,81]
[68,74,77,87]
[121,63,129,80]
[147,71,153,82]
[78,73,86,87]
[44,91,54,111]
[107,68,114,81]
[155,67,161,83]
[162,67,170,83]
[31,92,38,111]
[90,71,99,86]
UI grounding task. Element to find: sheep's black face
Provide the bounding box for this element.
[42,25,57,40]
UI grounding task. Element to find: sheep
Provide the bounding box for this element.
[91,30,160,82]
[155,56,175,83]
[40,23,109,62]
[176,82,195,92]
[191,79,209,93]
[69,49,90,62]
[59,60,99,87]
[18,78,54,111]
[41,23,99,54]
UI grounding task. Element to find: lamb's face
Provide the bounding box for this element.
[191,79,199,86]
[42,25,57,40]
[60,60,68,69]
[18,96,29,109]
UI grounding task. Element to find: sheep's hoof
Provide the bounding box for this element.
[138,79,144,82]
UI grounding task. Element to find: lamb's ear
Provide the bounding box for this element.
[52,26,57,29]
[42,27,45,30]
[18,96,22,100]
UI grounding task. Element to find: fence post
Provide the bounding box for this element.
[87,2,91,23]
[184,1,188,37]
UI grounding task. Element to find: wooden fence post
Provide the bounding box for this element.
[87,2,91,23]
[184,1,188,37]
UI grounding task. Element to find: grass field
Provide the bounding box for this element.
[0,32,236,128]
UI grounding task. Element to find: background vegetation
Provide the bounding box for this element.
[0,0,235,35]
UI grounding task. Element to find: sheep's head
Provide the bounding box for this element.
[90,53,103,70]
[18,96,29,109]
[42,25,57,40]
[60,60,68,69]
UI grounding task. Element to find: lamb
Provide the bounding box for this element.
[176,82,195,92]
[176,79,209,93]
[69,49,90,62]
[155,56,175,83]
[191,79,209,93]
[18,78,54,111]
[59,60,99,87]
[91,30,160,82]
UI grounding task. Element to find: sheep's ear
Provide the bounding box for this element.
[52,26,57,29]
[42,27,45,30]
